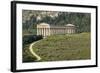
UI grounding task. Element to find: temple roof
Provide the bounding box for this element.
[65,24,75,27]
[37,23,75,28]
[38,23,50,26]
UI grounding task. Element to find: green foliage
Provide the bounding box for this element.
[22,10,91,34]
[23,35,43,46]
[22,10,91,62]
[22,35,43,62]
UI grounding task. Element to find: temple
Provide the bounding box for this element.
[37,23,76,37]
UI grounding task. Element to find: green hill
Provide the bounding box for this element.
[30,32,91,62]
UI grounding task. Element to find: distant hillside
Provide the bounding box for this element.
[22,10,91,34]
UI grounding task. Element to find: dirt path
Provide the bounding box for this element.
[29,41,41,61]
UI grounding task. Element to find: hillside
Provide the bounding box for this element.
[22,10,91,34]
[23,33,91,62]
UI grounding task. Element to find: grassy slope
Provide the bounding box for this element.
[23,44,37,62]
[32,33,91,62]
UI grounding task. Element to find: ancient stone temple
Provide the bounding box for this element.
[65,24,76,34]
[37,23,50,37]
[37,23,76,37]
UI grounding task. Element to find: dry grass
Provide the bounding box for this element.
[32,32,91,62]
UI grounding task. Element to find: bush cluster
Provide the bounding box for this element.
[23,35,43,45]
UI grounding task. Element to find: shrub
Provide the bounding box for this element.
[23,35,43,45]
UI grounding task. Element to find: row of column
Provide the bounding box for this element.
[50,28,75,35]
[37,28,50,37]
[50,28,66,35]
[66,28,75,34]
[37,28,75,37]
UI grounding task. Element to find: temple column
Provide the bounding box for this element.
[40,28,42,36]
[49,28,50,36]
[43,28,44,36]
[44,28,46,37]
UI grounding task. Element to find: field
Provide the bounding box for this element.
[23,32,91,62]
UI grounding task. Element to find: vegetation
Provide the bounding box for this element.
[23,33,90,62]
[23,35,43,62]
[22,10,91,34]
[23,35,43,45]
[23,44,37,62]
[22,10,91,62]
